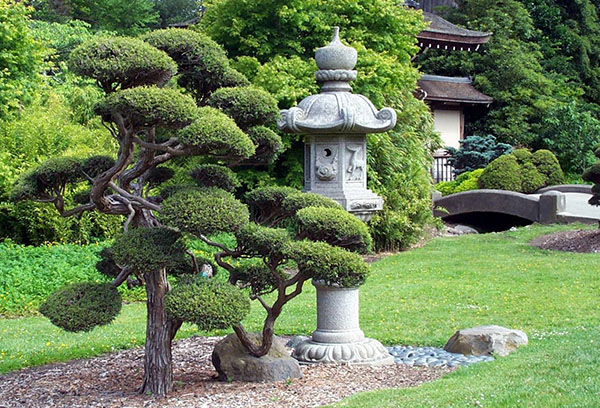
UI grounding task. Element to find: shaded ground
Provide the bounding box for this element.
[0,336,452,408]
[530,228,600,253]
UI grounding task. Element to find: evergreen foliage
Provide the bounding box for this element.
[39,282,122,332]
[447,135,512,175]
[208,87,279,130]
[478,155,523,191]
[234,223,291,257]
[190,164,240,192]
[165,280,251,330]
[436,169,484,196]
[582,144,600,206]
[532,149,565,186]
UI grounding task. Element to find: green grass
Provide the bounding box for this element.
[1,224,599,406]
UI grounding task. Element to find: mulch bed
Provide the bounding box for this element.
[530,229,600,253]
[0,336,452,408]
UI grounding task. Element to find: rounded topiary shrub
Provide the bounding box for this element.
[532,149,564,186]
[112,227,185,273]
[245,186,299,223]
[190,164,240,193]
[96,247,121,278]
[520,162,546,193]
[208,86,279,129]
[40,282,122,332]
[295,206,373,253]
[231,263,280,296]
[147,166,175,189]
[160,187,249,236]
[281,192,342,215]
[454,168,484,193]
[96,86,197,129]
[511,148,534,165]
[246,126,284,164]
[478,155,522,191]
[235,222,291,256]
[69,37,176,92]
[177,107,255,159]
[11,157,84,201]
[80,155,116,178]
[284,240,369,287]
[165,280,250,331]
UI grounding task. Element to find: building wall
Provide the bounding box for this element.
[433,108,462,150]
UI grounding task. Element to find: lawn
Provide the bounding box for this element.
[1,224,599,406]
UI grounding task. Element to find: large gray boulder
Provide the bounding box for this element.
[444,325,528,357]
[212,333,303,382]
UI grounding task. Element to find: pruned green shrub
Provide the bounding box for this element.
[512,148,534,165]
[295,207,372,253]
[80,155,116,178]
[39,282,122,332]
[96,86,197,129]
[11,157,83,201]
[235,223,291,257]
[96,247,121,278]
[111,227,185,273]
[142,28,248,101]
[165,280,250,331]
[245,126,284,165]
[190,164,240,192]
[69,37,176,92]
[284,240,369,287]
[160,187,249,236]
[147,166,175,189]
[281,192,342,215]
[245,186,299,224]
[208,86,279,130]
[532,149,564,186]
[478,155,522,191]
[177,107,255,159]
[231,263,280,296]
[520,162,546,193]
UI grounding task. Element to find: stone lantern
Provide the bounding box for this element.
[278,27,395,365]
[278,27,396,222]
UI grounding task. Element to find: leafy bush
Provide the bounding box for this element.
[582,144,600,206]
[295,207,372,253]
[39,282,122,332]
[11,157,83,201]
[281,192,342,215]
[436,169,485,196]
[230,263,280,296]
[69,37,176,92]
[208,86,279,130]
[520,162,546,194]
[447,135,512,175]
[160,188,250,236]
[190,164,240,193]
[284,240,369,287]
[165,280,250,331]
[478,155,522,191]
[245,126,284,165]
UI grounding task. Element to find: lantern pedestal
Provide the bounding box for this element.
[292,281,394,365]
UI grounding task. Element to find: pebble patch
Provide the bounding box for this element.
[387,346,494,367]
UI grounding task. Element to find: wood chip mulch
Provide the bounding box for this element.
[530,229,600,253]
[0,336,452,408]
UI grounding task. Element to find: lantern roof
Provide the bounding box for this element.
[278,27,396,134]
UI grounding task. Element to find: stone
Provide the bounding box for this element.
[453,224,479,234]
[286,335,310,349]
[444,325,528,357]
[212,334,303,382]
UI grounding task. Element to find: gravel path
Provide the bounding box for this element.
[0,336,453,408]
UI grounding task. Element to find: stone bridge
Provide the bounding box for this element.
[433,185,598,224]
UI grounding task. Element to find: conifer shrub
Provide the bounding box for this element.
[532,149,565,186]
[512,148,534,165]
[283,240,369,287]
[245,126,284,165]
[177,107,255,158]
[235,223,291,257]
[582,144,600,207]
[208,86,279,130]
[478,155,522,191]
[281,192,342,215]
[190,164,240,193]
[69,37,177,92]
[96,247,121,278]
[230,263,281,296]
[446,134,512,175]
[11,157,83,201]
[520,162,546,193]
[165,280,250,331]
[39,282,122,332]
[295,207,372,253]
[96,86,197,129]
[147,167,175,190]
[160,188,250,236]
[245,186,299,224]
[80,155,116,178]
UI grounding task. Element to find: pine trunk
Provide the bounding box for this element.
[139,267,179,396]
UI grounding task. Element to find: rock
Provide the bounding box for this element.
[212,333,303,382]
[444,325,528,357]
[286,335,310,349]
[453,224,479,235]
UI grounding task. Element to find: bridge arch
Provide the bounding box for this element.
[433,189,540,222]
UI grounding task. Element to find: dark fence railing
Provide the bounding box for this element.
[431,153,455,183]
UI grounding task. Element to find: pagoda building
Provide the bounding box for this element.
[414,7,494,181]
